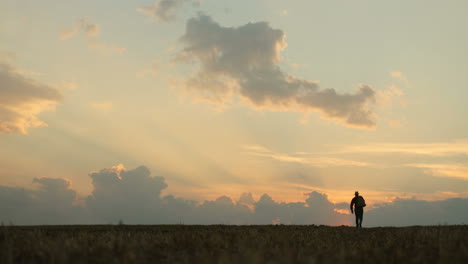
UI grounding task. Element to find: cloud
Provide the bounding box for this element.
[0,51,18,63]
[33,177,77,208]
[87,41,126,54]
[405,163,468,180]
[8,67,43,77]
[331,141,468,185]
[243,144,371,168]
[84,24,100,37]
[0,165,349,225]
[367,197,468,226]
[2,164,468,226]
[192,0,201,8]
[196,195,253,224]
[175,14,377,128]
[136,62,159,78]
[59,81,78,91]
[388,119,402,127]
[238,192,255,207]
[59,18,100,40]
[0,177,87,225]
[250,191,350,225]
[378,73,408,121]
[137,0,184,22]
[60,18,124,54]
[89,101,112,111]
[86,165,168,223]
[379,84,404,106]
[59,28,79,40]
[390,71,409,85]
[390,71,404,79]
[337,140,468,157]
[0,63,62,134]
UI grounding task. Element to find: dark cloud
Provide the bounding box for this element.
[86,165,168,224]
[249,192,348,225]
[366,198,468,226]
[1,165,468,226]
[137,0,184,22]
[238,192,255,206]
[176,14,377,128]
[196,195,252,224]
[0,178,87,225]
[334,202,350,210]
[33,177,76,208]
[0,186,33,223]
[0,63,62,134]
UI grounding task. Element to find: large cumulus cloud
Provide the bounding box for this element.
[0,63,62,134]
[86,165,168,223]
[0,177,87,224]
[1,165,468,226]
[176,15,377,128]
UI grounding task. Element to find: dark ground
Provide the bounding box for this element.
[1,225,467,263]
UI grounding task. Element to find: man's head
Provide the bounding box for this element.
[355,191,359,196]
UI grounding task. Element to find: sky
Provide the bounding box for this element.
[1,0,468,226]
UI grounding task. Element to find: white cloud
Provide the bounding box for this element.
[89,101,112,111]
[87,40,126,54]
[8,67,43,77]
[60,81,78,91]
[379,84,404,104]
[60,18,124,55]
[390,70,411,90]
[0,63,62,134]
[0,51,18,63]
[243,144,371,168]
[136,62,159,78]
[337,140,468,157]
[406,163,468,180]
[390,71,409,83]
[175,15,378,129]
[59,28,79,40]
[388,119,402,127]
[390,71,404,79]
[59,18,100,40]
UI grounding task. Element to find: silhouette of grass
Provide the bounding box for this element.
[1,225,467,263]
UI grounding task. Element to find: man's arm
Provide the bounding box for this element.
[350,198,355,214]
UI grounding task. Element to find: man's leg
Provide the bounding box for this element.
[355,212,359,227]
[356,208,363,228]
[359,209,364,227]
[360,211,364,227]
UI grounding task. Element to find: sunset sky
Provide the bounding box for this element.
[1,0,468,225]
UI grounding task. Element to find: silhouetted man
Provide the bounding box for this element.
[350,191,366,228]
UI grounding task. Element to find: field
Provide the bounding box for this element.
[1,225,467,263]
